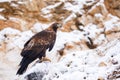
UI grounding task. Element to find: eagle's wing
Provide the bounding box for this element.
[21,30,56,57]
[24,39,31,47]
[48,36,56,51]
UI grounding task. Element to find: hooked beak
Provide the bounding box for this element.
[57,23,62,28]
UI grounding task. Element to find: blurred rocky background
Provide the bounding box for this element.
[0,0,120,80]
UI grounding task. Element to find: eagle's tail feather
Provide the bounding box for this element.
[16,58,30,75]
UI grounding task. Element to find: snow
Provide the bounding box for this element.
[41,0,85,19]
[0,33,4,43]
[63,1,84,13]
[11,3,19,7]
[63,13,76,24]
[83,23,104,38]
[0,0,120,80]
[0,8,5,12]
[46,30,85,62]
[13,30,34,49]
[0,0,11,2]
[0,27,21,36]
[41,2,63,15]
[104,14,120,32]
[0,15,6,20]
[31,23,49,33]
[22,39,120,80]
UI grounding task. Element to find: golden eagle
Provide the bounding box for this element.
[16,22,62,75]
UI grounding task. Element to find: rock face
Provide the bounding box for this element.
[0,0,48,31]
[0,0,120,80]
[104,0,120,18]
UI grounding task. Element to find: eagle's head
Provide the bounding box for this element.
[52,22,62,32]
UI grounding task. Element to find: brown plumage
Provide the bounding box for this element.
[16,22,61,75]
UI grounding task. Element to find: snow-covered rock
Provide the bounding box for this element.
[0,0,120,80]
[21,39,120,80]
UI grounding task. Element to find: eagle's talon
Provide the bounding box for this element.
[41,57,51,62]
[36,60,42,63]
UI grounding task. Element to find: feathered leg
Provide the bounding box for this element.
[38,50,51,62]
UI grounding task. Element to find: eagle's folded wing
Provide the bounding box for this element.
[21,31,56,57]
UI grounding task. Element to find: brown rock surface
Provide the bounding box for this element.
[0,20,21,30]
[104,0,120,18]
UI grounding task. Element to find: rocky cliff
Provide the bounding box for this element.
[0,0,120,80]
